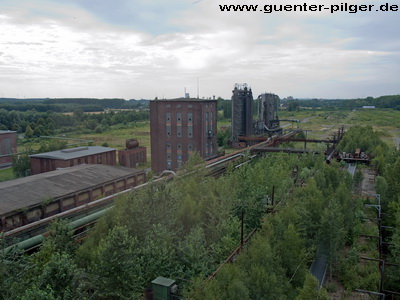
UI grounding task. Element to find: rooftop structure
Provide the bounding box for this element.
[30,146,116,174]
[0,130,17,134]
[30,146,114,160]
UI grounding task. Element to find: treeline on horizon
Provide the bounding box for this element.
[0,98,149,112]
[284,95,400,110]
[1,94,399,113]
[216,94,400,118]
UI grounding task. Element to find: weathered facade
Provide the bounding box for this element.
[0,164,146,231]
[30,146,116,175]
[0,130,17,167]
[118,139,147,168]
[150,98,217,173]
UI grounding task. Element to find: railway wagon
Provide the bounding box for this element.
[0,164,146,232]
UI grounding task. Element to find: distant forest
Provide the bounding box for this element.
[283,95,400,110]
[2,94,399,114]
[0,98,149,112]
[0,105,149,136]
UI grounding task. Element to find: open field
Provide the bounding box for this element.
[280,109,400,149]
[0,168,14,182]
[72,121,151,151]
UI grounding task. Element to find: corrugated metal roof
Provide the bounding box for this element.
[0,164,143,216]
[29,146,115,160]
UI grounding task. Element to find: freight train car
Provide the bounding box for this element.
[0,164,146,232]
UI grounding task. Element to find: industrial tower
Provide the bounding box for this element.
[231,84,253,145]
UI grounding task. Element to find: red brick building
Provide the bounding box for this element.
[0,130,17,167]
[30,146,116,175]
[150,98,217,173]
[118,139,147,168]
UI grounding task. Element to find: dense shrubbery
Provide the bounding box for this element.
[376,150,400,291]
[2,124,399,298]
[337,125,388,155]
[0,152,361,299]
[338,126,400,293]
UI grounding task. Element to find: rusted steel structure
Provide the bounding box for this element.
[231,84,254,147]
[231,85,283,148]
[239,136,335,143]
[0,164,146,232]
[118,139,147,168]
[250,147,318,154]
[250,127,346,164]
[254,93,281,135]
[338,148,371,165]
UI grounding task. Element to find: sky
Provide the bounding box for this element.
[0,0,399,100]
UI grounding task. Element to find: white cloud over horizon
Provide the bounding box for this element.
[0,0,399,100]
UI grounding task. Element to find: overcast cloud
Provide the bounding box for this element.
[0,0,399,99]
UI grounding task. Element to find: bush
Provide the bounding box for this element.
[95,125,103,133]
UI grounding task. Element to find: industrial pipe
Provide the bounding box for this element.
[3,207,112,254]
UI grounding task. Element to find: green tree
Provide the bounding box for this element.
[73,108,84,121]
[12,148,32,177]
[25,125,34,138]
[317,199,345,278]
[92,226,142,299]
[288,100,300,111]
[20,285,57,300]
[385,210,400,291]
[140,224,177,282]
[38,140,68,153]
[197,264,250,300]
[33,124,46,137]
[296,273,329,300]
[239,235,290,299]
[0,239,29,299]
[274,222,308,289]
[177,226,210,278]
[36,253,79,299]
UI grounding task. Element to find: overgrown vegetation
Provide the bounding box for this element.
[1,99,400,298]
[334,126,400,296]
[0,149,372,299]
